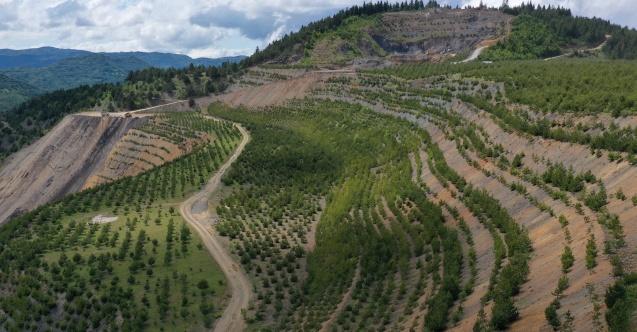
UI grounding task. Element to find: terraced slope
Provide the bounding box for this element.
[0,113,213,224]
[210,61,637,331]
[0,115,144,224]
[0,113,242,331]
[84,116,211,188]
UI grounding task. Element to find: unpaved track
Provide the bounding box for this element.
[82,100,187,117]
[179,121,251,332]
[460,46,486,63]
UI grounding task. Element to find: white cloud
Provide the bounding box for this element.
[1,0,636,58]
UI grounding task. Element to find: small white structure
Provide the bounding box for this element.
[90,214,118,224]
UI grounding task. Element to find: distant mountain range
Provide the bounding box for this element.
[104,52,246,69]
[0,47,246,112]
[2,54,151,92]
[0,47,246,69]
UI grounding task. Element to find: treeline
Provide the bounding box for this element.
[503,3,613,46]
[0,61,240,162]
[241,0,444,66]
[496,2,637,59]
[604,28,637,60]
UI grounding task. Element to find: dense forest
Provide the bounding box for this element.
[0,54,150,93]
[480,14,561,60]
[485,3,637,60]
[0,74,41,113]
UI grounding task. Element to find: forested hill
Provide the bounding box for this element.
[0,47,246,70]
[1,54,151,93]
[0,49,246,112]
[0,74,41,114]
[479,4,632,60]
[0,47,90,69]
[240,1,637,66]
[241,0,445,66]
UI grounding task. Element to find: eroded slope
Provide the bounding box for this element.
[0,115,143,223]
[212,61,637,330]
[0,112,213,224]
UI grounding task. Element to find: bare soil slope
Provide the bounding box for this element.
[371,9,510,55]
[215,70,355,108]
[304,8,511,65]
[0,115,145,223]
[0,110,212,223]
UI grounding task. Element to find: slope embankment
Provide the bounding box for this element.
[0,114,145,223]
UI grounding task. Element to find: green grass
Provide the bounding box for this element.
[41,205,227,331]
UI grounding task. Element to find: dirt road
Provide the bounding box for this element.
[544,35,610,61]
[82,100,186,117]
[179,121,251,332]
[460,46,486,63]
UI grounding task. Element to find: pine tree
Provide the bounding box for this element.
[586,234,598,271]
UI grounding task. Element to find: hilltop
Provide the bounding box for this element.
[245,2,635,66]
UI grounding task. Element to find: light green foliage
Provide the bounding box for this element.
[561,246,574,273]
[209,100,468,331]
[378,60,637,115]
[0,113,240,330]
[480,15,561,60]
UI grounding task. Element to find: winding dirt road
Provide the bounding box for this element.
[179,120,251,332]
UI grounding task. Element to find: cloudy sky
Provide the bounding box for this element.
[0,0,635,59]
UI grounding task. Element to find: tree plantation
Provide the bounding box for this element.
[0,114,241,331]
[2,2,637,332]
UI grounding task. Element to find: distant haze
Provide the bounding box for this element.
[0,0,635,58]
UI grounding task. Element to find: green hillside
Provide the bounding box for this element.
[0,114,241,330]
[0,74,41,112]
[2,2,637,331]
[1,54,151,92]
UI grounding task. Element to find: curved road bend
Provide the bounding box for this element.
[180,121,251,332]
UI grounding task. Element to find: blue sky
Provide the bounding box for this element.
[0,0,635,58]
